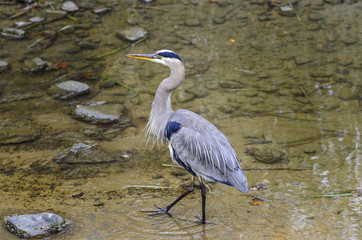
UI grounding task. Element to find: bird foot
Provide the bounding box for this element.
[141,204,171,216]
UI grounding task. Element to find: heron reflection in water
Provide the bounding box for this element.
[127,50,249,224]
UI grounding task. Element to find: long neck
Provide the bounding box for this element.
[146,60,185,143]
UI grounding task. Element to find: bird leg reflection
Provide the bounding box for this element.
[142,176,195,216]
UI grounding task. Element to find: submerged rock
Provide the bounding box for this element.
[4,213,67,238]
[220,80,244,89]
[1,28,26,39]
[115,26,147,42]
[47,80,90,100]
[246,147,289,164]
[41,10,67,22]
[72,104,124,124]
[0,117,41,144]
[21,57,48,73]
[54,143,113,164]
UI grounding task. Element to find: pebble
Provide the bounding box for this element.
[4,213,67,238]
[115,26,147,42]
[77,40,98,49]
[93,7,111,14]
[47,80,90,100]
[279,6,295,17]
[308,12,323,21]
[0,61,8,73]
[61,1,79,12]
[220,80,244,89]
[1,28,26,39]
[41,10,67,21]
[72,104,124,124]
[29,16,44,23]
[21,57,48,73]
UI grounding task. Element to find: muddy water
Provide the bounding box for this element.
[0,0,361,239]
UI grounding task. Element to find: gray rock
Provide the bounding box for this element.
[21,57,48,73]
[1,28,26,39]
[4,213,67,238]
[77,40,98,49]
[115,26,147,42]
[72,104,124,124]
[0,60,8,73]
[47,80,90,100]
[61,1,79,12]
[41,10,67,22]
[0,117,41,144]
[54,143,113,164]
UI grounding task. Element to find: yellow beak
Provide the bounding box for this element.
[127,53,156,61]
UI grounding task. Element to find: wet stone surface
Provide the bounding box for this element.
[47,80,90,100]
[4,213,67,238]
[115,26,147,42]
[246,147,289,164]
[54,143,113,164]
[61,1,79,12]
[0,117,41,145]
[1,28,26,39]
[0,61,8,73]
[72,103,125,124]
[20,57,48,73]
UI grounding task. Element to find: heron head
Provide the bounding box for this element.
[127,49,182,66]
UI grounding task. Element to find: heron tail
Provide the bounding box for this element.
[228,169,249,193]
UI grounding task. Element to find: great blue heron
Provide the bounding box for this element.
[127,50,249,224]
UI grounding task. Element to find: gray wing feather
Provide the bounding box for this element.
[168,109,249,193]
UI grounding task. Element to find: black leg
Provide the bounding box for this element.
[143,176,195,215]
[199,178,207,224]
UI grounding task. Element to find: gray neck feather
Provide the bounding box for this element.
[145,60,185,144]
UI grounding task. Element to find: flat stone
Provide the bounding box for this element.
[77,40,98,49]
[54,143,113,164]
[41,10,67,21]
[92,7,111,14]
[308,12,323,21]
[1,28,26,39]
[21,57,48,73]
[4,213,66,238]
[0,117,41,144]
[115,26,147,42]
[72,103,124,124]
[61,1,79,12]
[220,80,244,89]
[279,6,295,17]
[47,80,90,100]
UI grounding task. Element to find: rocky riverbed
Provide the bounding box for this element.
[0,0,360,239]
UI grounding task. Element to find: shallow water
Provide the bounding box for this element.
[0,0,361,239]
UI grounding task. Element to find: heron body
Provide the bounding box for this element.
[128,50,249,224]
